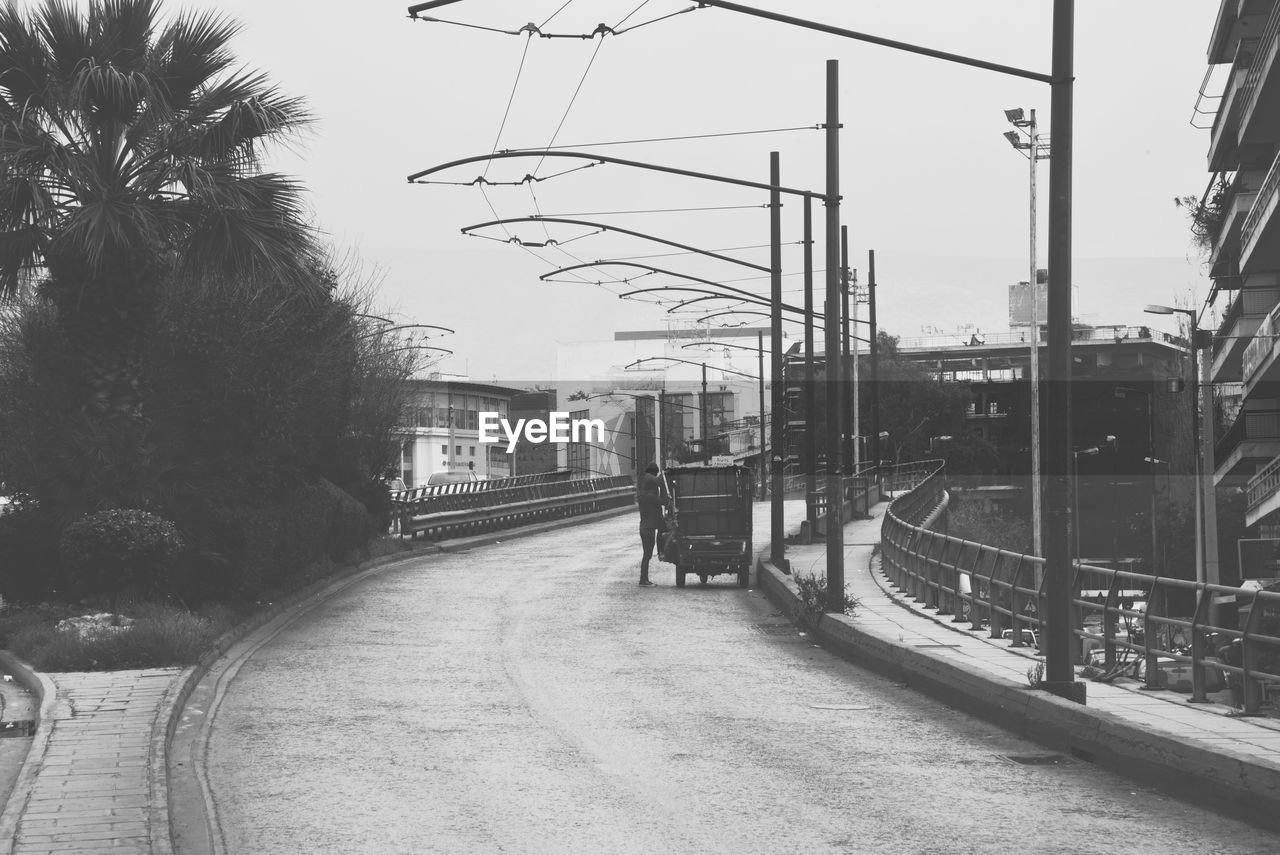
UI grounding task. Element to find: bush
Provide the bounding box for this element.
[170,479,376,602]
[0,507,64,603]
[59,509,185,610]
[793,573,858,633]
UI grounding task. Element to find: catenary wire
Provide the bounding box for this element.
[484,31,535,179]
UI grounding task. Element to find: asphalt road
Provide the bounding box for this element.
[183,504,1278,854]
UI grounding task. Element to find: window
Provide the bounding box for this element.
[455,445,462,456]
[469,446,475,456]
[441,445,447,454]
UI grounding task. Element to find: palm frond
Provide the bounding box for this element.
[148,7,238,111]
[0,1,52,112]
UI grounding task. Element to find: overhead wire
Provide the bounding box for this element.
[542,203,766,217]
[484,30,535,179]
[512,125,818,151]
[534,37,607,174]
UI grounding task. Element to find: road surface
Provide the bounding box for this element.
[179,503,1277,854]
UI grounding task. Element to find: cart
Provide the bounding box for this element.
[661,464,754,588]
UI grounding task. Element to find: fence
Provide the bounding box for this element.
[880,461,1280,715]
[394,473,635,541]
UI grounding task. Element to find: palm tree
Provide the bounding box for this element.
[0,0,316,300]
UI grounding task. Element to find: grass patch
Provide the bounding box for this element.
[0,600,239,672]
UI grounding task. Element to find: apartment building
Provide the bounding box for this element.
[1201,1,1280,581]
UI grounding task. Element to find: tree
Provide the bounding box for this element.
[861,331,973,463]
[0,0,316,301]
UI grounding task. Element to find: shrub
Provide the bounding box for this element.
[793,572,859,633]
[0,507,64,603]
[59,509,185,611]
[170,479,375,602]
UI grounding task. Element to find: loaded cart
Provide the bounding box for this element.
[661,464,755,588]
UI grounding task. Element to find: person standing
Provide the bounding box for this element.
[636,463,666,587]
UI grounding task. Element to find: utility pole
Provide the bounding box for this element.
[701,362,710,466]
[758,331,767,500]
[868,250,880,467]
[770,151,786,566]
[823,60,844,608]
[804,197,818,519]
[841,227,853,475]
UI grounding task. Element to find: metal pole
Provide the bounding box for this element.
[702,362,710,466]
[1029,108,1044,559]
[823,60,845,608]
[1042,0,1081,701]
[770,151,786,566]
[841,226,852,475]
[868,250,880,466]
[759,331,767,500]
[804,197,818,520]
[1191,322,1202,584]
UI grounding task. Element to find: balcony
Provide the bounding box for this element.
[1246,453,1280,526]
[1240,147,1280,273]
[1208,169,1263,281]
[1238,1,1280,145]
[1208,38,1259,172]
[1212,284,1280,382]
[1215,407,1280,480]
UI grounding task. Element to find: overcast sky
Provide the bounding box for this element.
[207,1,1219,383]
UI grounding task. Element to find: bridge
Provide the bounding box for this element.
[4,462,1279,852]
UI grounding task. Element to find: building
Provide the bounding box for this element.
[509,389,560,476]
[783,321,1194,571]
[395,376,525,487]
[1198,0,1280,585]
[553,325,772,479]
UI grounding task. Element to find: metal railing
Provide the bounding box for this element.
[880,462,1280,714]
[1216,409,1280,469]
[395,473,634,541]
[1239,4,1280,136]
[897,325,1185,352]
[392,469,574,504]
[1241,146,1280,267]
[1248,454,1280,512]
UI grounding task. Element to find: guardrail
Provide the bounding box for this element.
[880,462,1280,715]
[395,474,635,541]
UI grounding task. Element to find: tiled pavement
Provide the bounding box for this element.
[3,669,180,854]
[5,504,1280,852]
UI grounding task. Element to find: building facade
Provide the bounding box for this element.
[395,377,525,487]
[1199,0,1280,583]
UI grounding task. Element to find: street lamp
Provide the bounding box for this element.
[1004,107,1050,559]
[1144,304,1213,587]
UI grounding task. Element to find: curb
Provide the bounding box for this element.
[0,650,57,852]
[755,550,1280,832]
[158,500,635,853]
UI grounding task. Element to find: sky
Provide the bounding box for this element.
[203,0,1220,384]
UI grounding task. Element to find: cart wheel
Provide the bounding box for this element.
[676,570,687,588]
[698,573,708,585]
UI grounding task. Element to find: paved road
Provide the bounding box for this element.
[184,504,1277,854]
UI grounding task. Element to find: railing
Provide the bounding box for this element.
[392,469,574,504]
[1214,286,1280,357]
[1243,300,1280,383]
[880,464,1280,714]
[897,325,1184,352]
[1241,146,1280,265]
[1238,3,1280,135]
[1216,409,1280,468]
[395,474,634,541]
[1248,454,1280,512]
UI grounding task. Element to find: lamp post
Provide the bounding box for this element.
[1003,107,1049,558]
[1144,304,1212,587]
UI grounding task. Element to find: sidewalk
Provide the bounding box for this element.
[762,502,1280,829]
[0,669,180,854]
